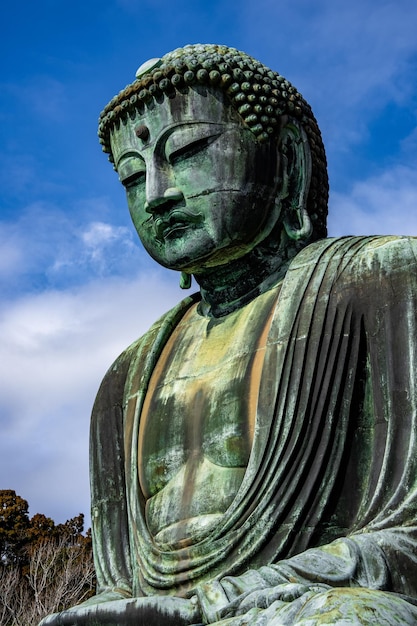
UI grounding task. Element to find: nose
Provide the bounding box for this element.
[144,162,184,213]
[144,187,184,213]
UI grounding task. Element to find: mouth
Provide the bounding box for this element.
[154,209,202,241]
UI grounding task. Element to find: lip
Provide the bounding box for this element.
[154,209,202,240]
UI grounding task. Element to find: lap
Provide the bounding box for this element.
[211,587,417,626]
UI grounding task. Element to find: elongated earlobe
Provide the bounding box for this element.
[284,204,313,241]
[278,120,313,243]
[180,272,192,289]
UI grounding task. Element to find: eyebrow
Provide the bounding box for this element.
[116,150,144,168]
[114,120,238,167]
[149,120,231,147]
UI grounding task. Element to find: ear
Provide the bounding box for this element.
[278,119,313,242]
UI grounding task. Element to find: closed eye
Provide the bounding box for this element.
[168,133,221,165]
[122,170,146,189]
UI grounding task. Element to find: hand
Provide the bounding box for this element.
[217,583,330,622]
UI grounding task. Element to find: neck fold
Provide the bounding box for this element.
[194,236,293,317]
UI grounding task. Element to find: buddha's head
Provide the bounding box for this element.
[99,44,328,276]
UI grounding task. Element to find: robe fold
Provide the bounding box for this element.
[89,236,417,613]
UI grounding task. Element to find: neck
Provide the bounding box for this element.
[194,232,296,317]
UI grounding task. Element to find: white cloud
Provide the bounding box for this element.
[0,202,144,294]
[329,163,417,236]
[0,203,75,286]
[79,221,137,269]
[3,0,417,530]
[0,227,24,277]
[82,221,123,247]
[0,269,183,525]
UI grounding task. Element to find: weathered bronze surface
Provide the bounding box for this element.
[40,44,417,625]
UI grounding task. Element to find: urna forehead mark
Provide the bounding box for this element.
[99,43,329,238]
[135,125,150,141]
[109,88,241,168]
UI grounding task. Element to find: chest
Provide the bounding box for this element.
[138,288,278,498]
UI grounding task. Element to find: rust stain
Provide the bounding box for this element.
[177,388,205,544]
[124,395,137,468]
[138,304,198,497]
[247,288,281,443]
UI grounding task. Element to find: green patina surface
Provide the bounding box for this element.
[39,45,417,626]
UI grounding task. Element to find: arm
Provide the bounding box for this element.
[89,350,134,598]
[39,595,202,625]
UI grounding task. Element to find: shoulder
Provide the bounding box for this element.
[342,235,417,276]
[95,291,200,401]
[294,235,416,264]
[285,236,417,311]
[295,235,417,282]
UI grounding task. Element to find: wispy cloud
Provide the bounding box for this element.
[329,163,417,236]
[0,226,25,278]
[0,202,144,295]
[2,0,417,527]
[79,221,137,270]
[0,270,181,524]
[5,76,68,122]
[244,0,417,152]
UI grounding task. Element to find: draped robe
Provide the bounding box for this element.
[90,236,417,621]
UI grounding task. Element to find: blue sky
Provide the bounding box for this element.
[1,0,417,526]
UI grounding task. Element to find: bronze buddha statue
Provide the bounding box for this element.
[40,44,417,626]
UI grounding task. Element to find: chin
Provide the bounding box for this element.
[147,239,219,273]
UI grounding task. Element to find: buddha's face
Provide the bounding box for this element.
[110,87,282,273]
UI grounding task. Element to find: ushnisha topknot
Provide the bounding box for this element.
[98,44,328,237]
